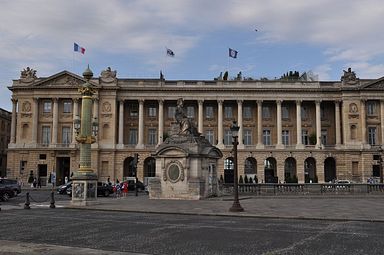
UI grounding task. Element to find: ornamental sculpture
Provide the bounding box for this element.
[175,98,199,136]
[20,67,37,82]
[100,67,117,83]
[341,67,358,85]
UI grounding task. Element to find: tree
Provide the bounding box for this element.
[244,175,249,183]
[239,175,244,184]
[309,132,317,145]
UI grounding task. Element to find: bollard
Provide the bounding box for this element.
[50,191,55,209]
[24,192,31,209]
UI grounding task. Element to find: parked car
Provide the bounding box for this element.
[0,185,14,201]
[66,182,114,197]
[118,180,145,192]
[0,179,21,197]
[57,181,72,194]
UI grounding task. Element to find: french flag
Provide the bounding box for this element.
[74,43,85,54]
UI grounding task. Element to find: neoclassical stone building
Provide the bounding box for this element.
[0,108,11,177]
[6,67,384,185]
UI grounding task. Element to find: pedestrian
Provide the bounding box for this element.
[33,178,37,188]
[123,181,128,197]
[107,177,111,185]
[65,176,68,184]
[37,177,42,188]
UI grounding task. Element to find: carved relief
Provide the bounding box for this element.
[102,102,111,112]
[22,101,31,112]
[349,103,358,113]
[163,160,184,183]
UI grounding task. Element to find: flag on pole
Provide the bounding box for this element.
[229,48,238,58]
[74,43,85,54]
[166,48,175,57]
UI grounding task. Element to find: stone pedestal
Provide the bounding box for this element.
[150,130,222,200]
[71,172,98,206]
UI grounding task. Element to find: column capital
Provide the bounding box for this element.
[360,98,367,103]
[158,99,164,105]
[52,97,59,103]
[198,100,204,105]
[276,100,282,105]
[93,97,99,102]
[237,100,243,105]
[11,97,18,103]
[315,100,322,105]
[33,97,39,102]
[119,99,125,105]
[334,99,341,105]
[217,99,224,105]
[295,100,302,105]
[72,97,80,103]
[257,100,263,105]
[138,98,145,104]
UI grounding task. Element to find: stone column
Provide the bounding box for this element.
[136,99,145,149]
[315,100,322,149]
[72,98,79,145]
[93,98,99,120]
[217,100,224,148]
[276,100,284,149]
[158,99,164,145]
[237,100,244,149]
[31,97,39,145]
[256,100,264,149]
[296,100,304,149]
[335,100,341,148]
[52,98,59,145]
[198,100,204,134]
[361,99,367,145]
[381,100,384,145]
[118,100,124,146]
[10,97,17,144]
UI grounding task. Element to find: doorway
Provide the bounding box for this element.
[56,157,70,185]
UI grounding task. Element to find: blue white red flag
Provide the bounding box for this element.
[74,43,85,54]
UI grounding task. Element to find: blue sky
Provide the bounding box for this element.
[1,0,384,111]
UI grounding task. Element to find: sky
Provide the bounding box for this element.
[1,0,384,111]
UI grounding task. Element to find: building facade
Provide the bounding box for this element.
[7,67,384,186]
[0,108,11,177]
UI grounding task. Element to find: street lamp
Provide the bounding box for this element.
[229,120,244,212]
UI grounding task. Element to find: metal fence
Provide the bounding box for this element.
[219,183,384,196]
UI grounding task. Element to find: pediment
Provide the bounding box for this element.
[360,76,384,90]
[32,70,96,88]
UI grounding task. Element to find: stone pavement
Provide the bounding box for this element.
[3,192,383,222]
[69,194,384,222]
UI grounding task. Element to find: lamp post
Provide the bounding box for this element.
[72,65,99,205]
[229,120,244,212]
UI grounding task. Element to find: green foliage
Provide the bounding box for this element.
[244,175,249,183]
[309,133,317,145]
[239,175,244,183]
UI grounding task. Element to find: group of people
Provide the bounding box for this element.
[111,179,129,198]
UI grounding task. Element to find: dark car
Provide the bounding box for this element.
[57,181,72,194]
[66,182,114,197]
[119,180,145,191]
[0,185,14,201]
[0,179,21,197]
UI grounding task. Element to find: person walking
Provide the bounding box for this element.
[37,177,42,188]
[122,181,128,197]
[32,178,37,188]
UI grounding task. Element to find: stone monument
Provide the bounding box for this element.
[149,98,222,200]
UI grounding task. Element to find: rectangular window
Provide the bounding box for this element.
[63,101,72,113]
[205,130,214,144]
[282,106,289,119]
[262,106,270,119]
[224,106,232,119]
[129,104,138,117]
[129,129,138,145]
[148,128,157,145]
[243,106,252,119]
[42,126,51,145]
[101,161,109,177]
[244,129,252,145]
[224,130,232,145]
[321,129,327,145]
[367,102,377,115]
[320,106,326,120]
[263,129,271,145]
[205,106,214,119]
[62,127,71,145]
[187,106,195,118]
[282,130,290,145]
[368,127,377,145]
[168,106,176,119]
[148,106,157,117]
[352,161,359,176]
[302,130,309,145]
[43,101,52,113]
[20,161,27,175]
